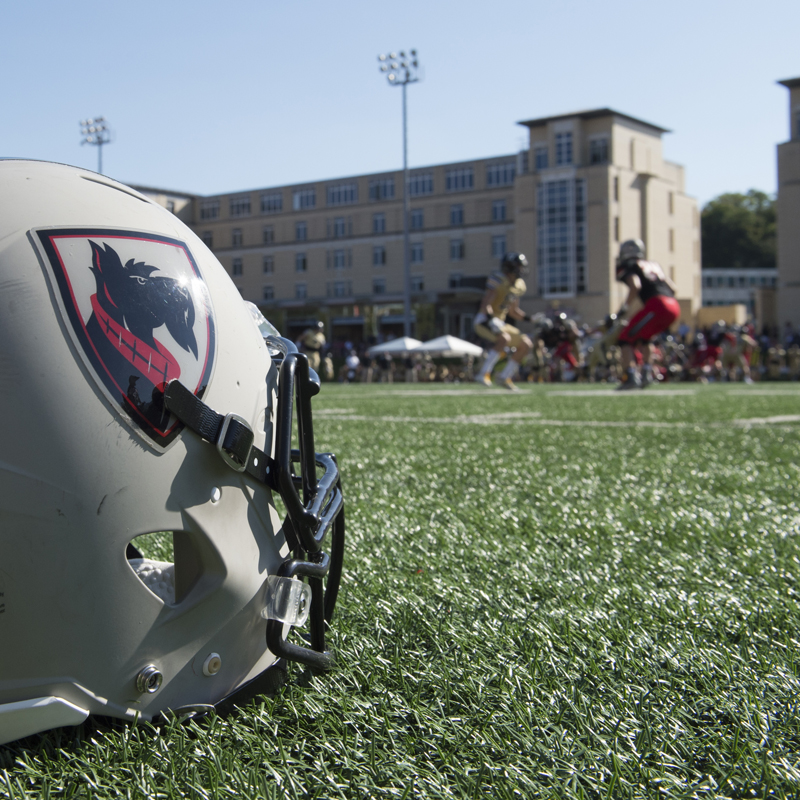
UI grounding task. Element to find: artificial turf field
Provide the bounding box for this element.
[2,383,800,799]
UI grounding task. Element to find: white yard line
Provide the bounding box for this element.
[727,389,800,395]
[317,411,800,427]
[545,389,698,397]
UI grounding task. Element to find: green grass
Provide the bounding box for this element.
[3,384,800,799]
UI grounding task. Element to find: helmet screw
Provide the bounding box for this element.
[136,665,163,694]
[202,653,222,676]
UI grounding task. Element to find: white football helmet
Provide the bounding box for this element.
[0,161,344,745]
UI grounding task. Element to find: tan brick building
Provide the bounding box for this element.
[145,107,700,345]
[777,78,800,330]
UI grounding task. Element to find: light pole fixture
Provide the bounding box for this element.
[377,50,420,338]
[80,117,112,174]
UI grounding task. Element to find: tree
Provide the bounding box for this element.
[701,190,776,270]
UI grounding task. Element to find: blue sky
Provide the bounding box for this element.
[1,0,797,205]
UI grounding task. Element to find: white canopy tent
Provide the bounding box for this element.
[413,335,485,358]
[366,337,422,357]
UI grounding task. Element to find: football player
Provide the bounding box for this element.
[721,324,756,383]
[298,321,326,372]
[587,314,623,383]
[614,239,680,389]
[473,252,533,391]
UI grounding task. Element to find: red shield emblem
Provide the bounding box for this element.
[36,228,216,449]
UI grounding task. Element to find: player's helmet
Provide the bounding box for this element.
[0,161,345,745]
[615,239,646,279]
[500,252,528,277]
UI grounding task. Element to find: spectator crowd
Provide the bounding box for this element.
[303,319,800,386]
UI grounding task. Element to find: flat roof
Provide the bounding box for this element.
[778,77,800,90]
[517,108,670,135]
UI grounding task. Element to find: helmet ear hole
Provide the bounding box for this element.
[126,531,210,605]
[128,531,174,563]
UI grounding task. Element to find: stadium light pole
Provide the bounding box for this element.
[80,117,112,174]
[378,50,420,338]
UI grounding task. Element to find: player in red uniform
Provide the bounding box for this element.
[615,239,680,389]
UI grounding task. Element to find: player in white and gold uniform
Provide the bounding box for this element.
[298,321,326,372]
[721,325,756,382]
[473,252,532,391]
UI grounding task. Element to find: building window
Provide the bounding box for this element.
[534,146,548,171]
[295,221,307,241]
[263,256,274,274]
[373,213,386,233]
[263,285,274,301]
[410,242,424,264]
[491,235,506,259]
[261,193,283,214]
[263,225,274,244]
[589,137,609,165]
[295,283,307,300]
[411,209,424,229]
[373,246,386,266]
[331,217,347,238]
[492,199,507,222]
[293,189,316,211]
[166,200,175,214]
[411,275,424,292]
[669,229,675,252]
[200,200,220,220]
[668,192,675,215]
[614,216,620,242]
[373,278,386,295]
[369,178,395,201]
[232,228,242,247]
[327,280,352,298]
[704,275,713,289]
[613,176,619,202]
[555,132,573,166]
[295,252,307,272]
[328,248,351,269]
[450,239,465,260]
[575,180,586,293]
[448,273,463,289]
[450,204,464,226]
[408,172,433,197]
[202,231,213,248]
[446,167,474,192]
[536,178,586,296]
[327,183,357,206]
[230,196,251,217]
[232,258,243,277]
[486,162,515,187]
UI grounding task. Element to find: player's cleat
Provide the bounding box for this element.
[475,373,494,387]
[500,377,520,392]
[616,369,642,390]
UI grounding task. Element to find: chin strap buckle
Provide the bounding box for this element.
[162,380,279,490]
[216,413,253,473]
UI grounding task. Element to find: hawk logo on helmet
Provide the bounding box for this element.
[36,229,216,449]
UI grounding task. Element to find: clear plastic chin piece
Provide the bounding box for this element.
[262,575,312,627]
